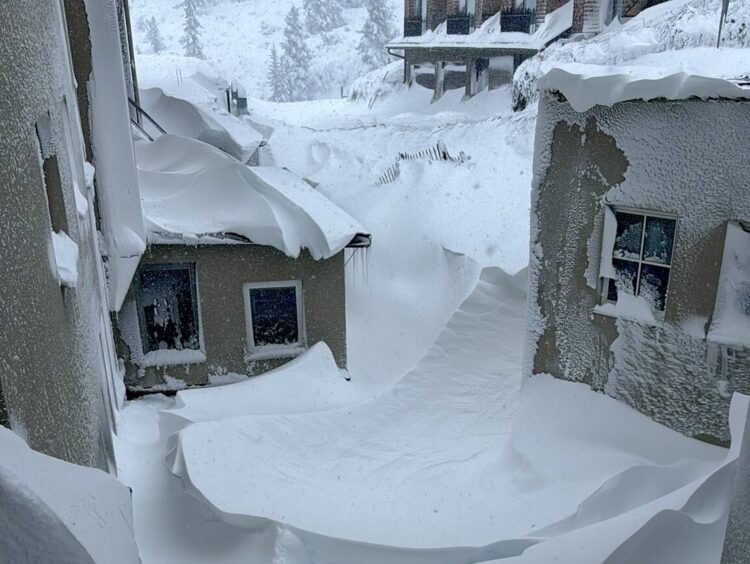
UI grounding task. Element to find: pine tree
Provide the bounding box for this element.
[281,6,313,101]
[305,0,345,34]
[267,44,292,102]
[180,0,205,59]
[357,0,395,69]
[145,17,166,54]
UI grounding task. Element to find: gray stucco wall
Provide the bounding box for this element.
[0,0,116,469]
[116,244,348,389]
[529,93,750,444]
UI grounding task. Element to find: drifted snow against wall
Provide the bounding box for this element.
[529,92,750,443]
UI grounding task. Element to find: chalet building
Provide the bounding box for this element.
[527,55,750,445]
[390,0,669,100]
[0,0,145,472]
[114,134,371,392]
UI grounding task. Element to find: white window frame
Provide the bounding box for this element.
[243,280,305,358]
[599,206,678,318]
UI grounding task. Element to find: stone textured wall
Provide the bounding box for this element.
[529,93,750,444]
[0,0,115,470]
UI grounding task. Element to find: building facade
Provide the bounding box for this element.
[115,245,351,391]
[0,0,138,471]
[528,86,750,444]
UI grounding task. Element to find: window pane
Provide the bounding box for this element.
[138,266,199,353]
[250,286,299,346]
[639,264,670,312]
[643,216,676,265]
[613,212,644,260]
[607,259,638,302]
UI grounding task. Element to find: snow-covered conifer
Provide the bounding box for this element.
[281,5,313,101]
[180,0,206,59]
[267,44,292,102]
[305,0,345,34]
[357,0,395,70]
[145,17,166,54]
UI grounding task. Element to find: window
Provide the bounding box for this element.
[35,113,69,235]
[602,209,677,315]
[243,281,304,351]
[135,263,201,354]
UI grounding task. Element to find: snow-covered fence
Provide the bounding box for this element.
[377,141,468,185]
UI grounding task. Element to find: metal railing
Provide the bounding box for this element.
[446,13,474,35]
[404,16,424,36]
[500,8,535,33]
[127,98,167,142]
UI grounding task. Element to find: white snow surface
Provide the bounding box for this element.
[0,427,139,563]
[166,267,735,563]
[161,342,360,437]
[539,48,750,112]
[135,134,367,259]
[139,83,264,161]
[50,231,79,288]
[708,222,750,348]
[513,0,750,109]
[84,0,146,310]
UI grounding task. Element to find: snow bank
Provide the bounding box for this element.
[167,267,528,548]
[0,427,139,563]
[135,134,367,259]
[166,265,734,563]
[139,86,264,162]
[51,231,79,288]
[708,222,750,349]
[513,0,750,110]
[84,0,146,310]
[538,49,750,112]
[160,342,357,437]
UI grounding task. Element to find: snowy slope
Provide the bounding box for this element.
[513,0,750,109]
[130,0,403,100]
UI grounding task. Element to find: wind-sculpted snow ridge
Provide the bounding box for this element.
[165,266,738,562]
[135,134,367,259]
[140,86,264,162]
[513,0,750,110]
[0,427,139,563]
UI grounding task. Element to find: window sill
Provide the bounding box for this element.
[139,349,207,368]
[245,346,307,362]
[592,303,663,328]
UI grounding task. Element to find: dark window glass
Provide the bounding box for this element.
[639,264,670,312]
[613,212,644,260]
[249,286,299,347]
[608,259,639,302]
[643,216,676,265]
[136,265,200,353]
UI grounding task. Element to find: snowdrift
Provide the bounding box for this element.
[0,427,139,563]
[140,86,264,162]
[513,0,750,109]
[165,266,735,562]
[135,134,367,259]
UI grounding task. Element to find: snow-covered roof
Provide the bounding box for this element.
[135,134,369,260]
[539,47,750,112]
[388,4,570,52]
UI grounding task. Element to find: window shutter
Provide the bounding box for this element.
[600,205,617,279]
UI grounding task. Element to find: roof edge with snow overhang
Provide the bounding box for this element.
[135,135,370,261]
[539,64,750,113]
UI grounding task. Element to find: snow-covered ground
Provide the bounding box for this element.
[113,2,750,561]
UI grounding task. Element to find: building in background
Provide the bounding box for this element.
[527,55,750,444]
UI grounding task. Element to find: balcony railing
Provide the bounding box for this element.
[446,13,473,35]
[404,16,424,37]
[499,8,534,33]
